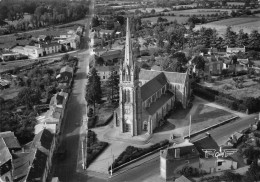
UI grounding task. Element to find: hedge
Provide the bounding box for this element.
[86,130,109,167]
[193,84,248,113]
[108,140,169,172]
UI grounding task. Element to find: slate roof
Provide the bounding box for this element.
[161,140,199,160]
[146,91,174,115]
[96,65,120,72]
[60,66,73,74]
[139,69,187,85]
[31,129,53,151]
[40,42,61,48]
[0,137,12,167]
[140,72,168,101]
[13,149,47,182]
[100,50,121,58]
[191,134,219,158]
[0,131,21,150]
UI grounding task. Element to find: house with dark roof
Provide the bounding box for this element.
[0,131,21,152]
[113,18,191,137]
[160,139,200,180]
[13,129,55,182]
[0,138,13,182]
[96,65,119,81]
[160,133,239,180]
[56,65,74,86]
[99,49,122,63]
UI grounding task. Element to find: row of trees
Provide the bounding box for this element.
[0,1,89,33]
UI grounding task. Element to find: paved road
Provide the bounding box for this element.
[53,0,94,181]
[107,114,259,182]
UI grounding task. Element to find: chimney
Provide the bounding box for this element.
[206,132,211,137]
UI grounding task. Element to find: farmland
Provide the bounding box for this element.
[164,9,230,16]
[142,16,189,24]
[194,17,260,36]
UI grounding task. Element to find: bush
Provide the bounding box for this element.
[108,140,169,172]
[86,130,109,167]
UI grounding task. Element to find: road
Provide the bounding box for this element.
[53,0,94,181]
[107,114,259,182]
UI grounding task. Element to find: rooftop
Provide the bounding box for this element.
[96,65,120,72]
[0,131,21,150]
[0,137,12,167]
[146,91,174,115]
[30,129,54,151]
[141,72,168,101]
[60,65,73,74]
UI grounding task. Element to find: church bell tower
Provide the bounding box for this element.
[119,17,141,136]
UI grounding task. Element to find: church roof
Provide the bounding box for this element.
[146,91,174,115]
[140,72,168,101]
[139,69,188,84]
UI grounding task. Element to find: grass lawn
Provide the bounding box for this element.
[142,16,189,24]
[0,59,36,73]
[194,17,260,35]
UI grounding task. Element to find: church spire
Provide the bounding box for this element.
[124,17,133,67]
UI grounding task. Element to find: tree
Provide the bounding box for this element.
[244,160,260,182]
[151,9,156,14]
[221,171,242,182]
[192,55,206,72]
[236,29,248,47]
[17,87,41,109]
[248,30,260,50]
[61,54,70,62]
[95,56,104,66]
[223,26,237,47]
[106,68,119,103]
[85,68,102,113]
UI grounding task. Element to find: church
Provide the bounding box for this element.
[113,18,191,137]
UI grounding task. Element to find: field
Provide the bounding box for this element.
[164,9,230,16]
[0,24,79,49]
[202,76,260,100]
[194,17,260,36]
[128,7,171,13]
[0,86,23,100]
[142,16,189,24]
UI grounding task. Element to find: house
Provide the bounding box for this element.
[40,43,62,55]
[11,43,62,58]
[58,34,80,50]
[226,46,246,55]
[96,65,119,81]
[238,59,251,68]
[204,56,223,76]
[13,129,55,182]
[100,49,122,63]
[35,91,68,135]
[1,52,20,61]
[12,45,44,59]
[99,29,114,36]
[160,133,239,180]
[56,66,74,86]
[160,139,200,180]
[0,138,13,182]
[0,131,21,152]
